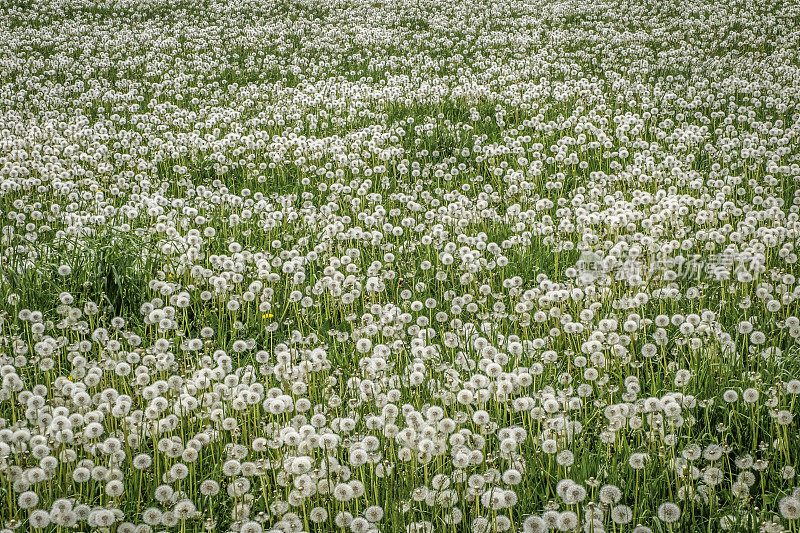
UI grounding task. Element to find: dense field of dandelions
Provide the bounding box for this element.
[2,0,800,531]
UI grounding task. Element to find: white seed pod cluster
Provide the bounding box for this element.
[0,0,799,531]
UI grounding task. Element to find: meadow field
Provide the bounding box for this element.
[1,0,800,531]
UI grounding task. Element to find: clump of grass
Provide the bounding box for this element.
[1,227,157,319]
